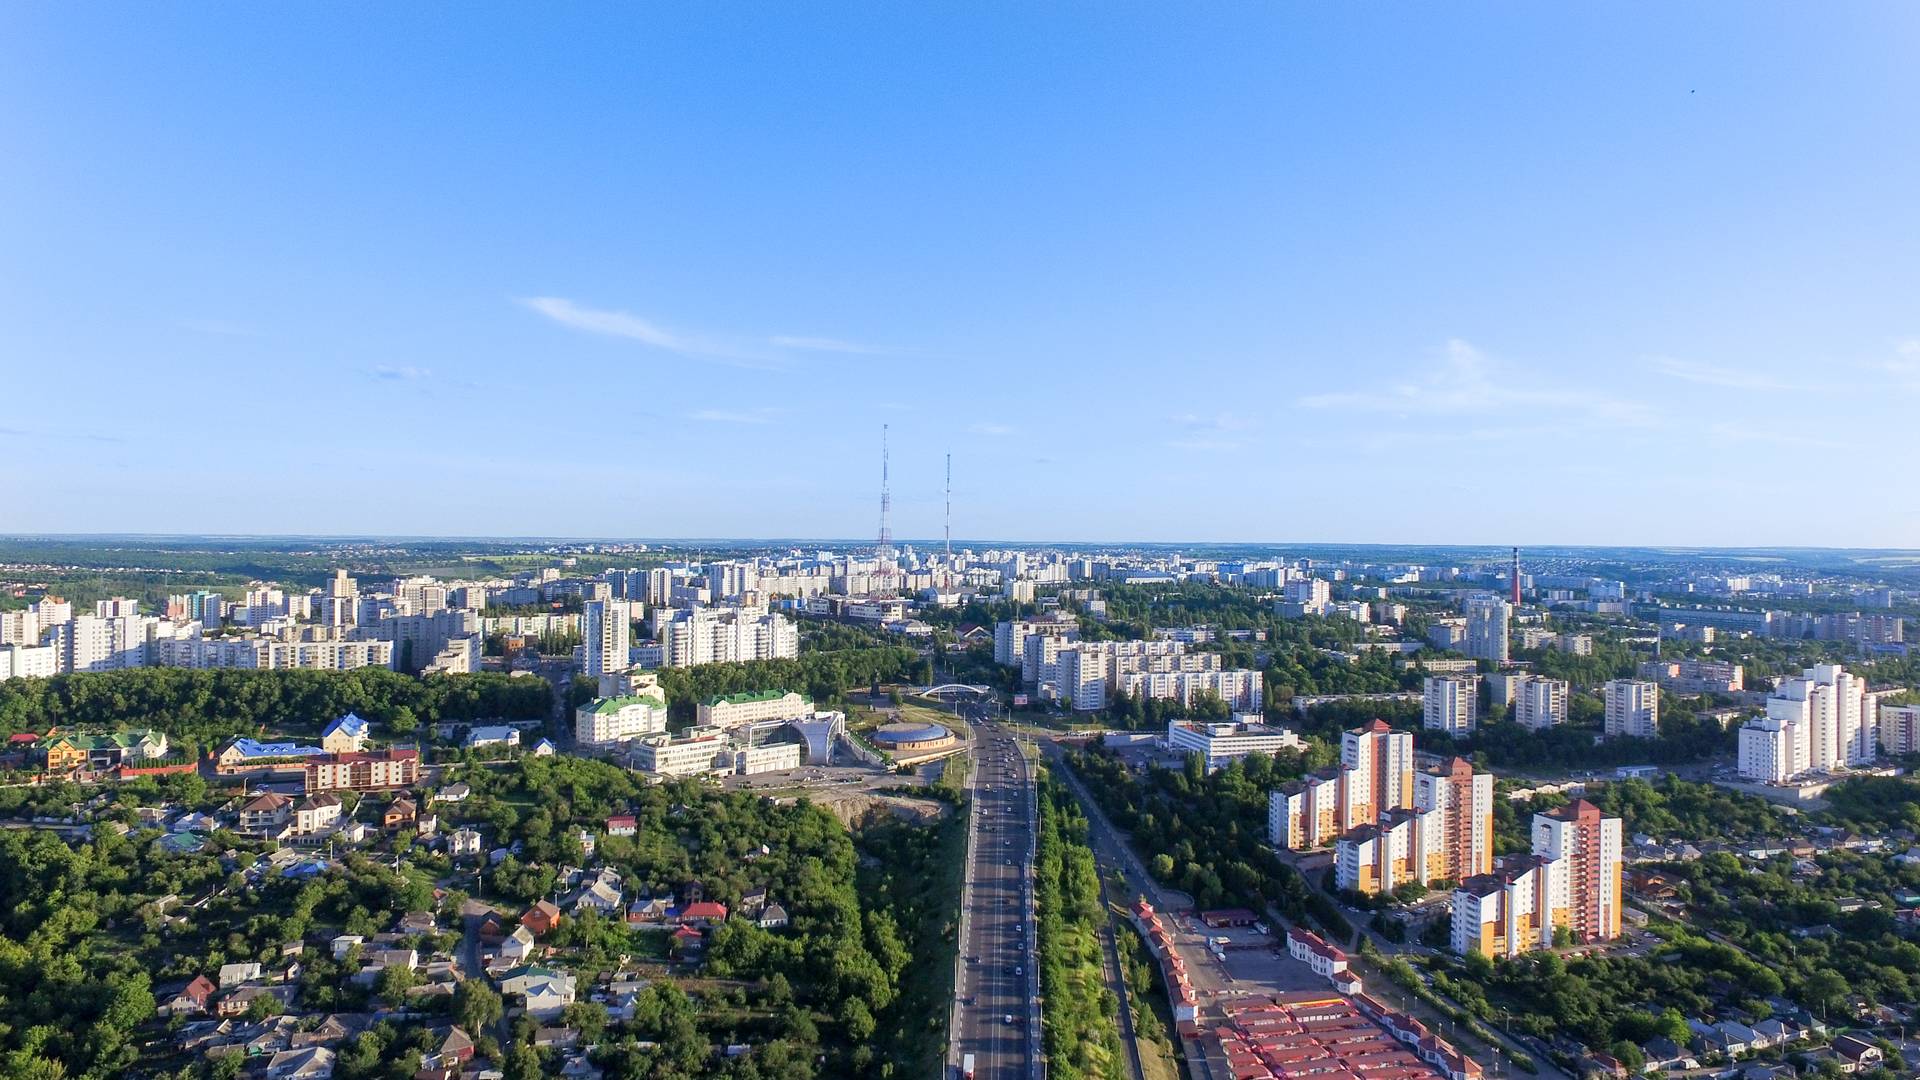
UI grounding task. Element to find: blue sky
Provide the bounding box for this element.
[5,4,1919,546]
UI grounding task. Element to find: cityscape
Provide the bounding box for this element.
[2,537,1920,1080]
[7,5,1920,1080]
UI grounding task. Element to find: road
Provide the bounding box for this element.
[951,720,1041,1080]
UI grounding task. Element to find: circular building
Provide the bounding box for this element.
[871,721,956,753]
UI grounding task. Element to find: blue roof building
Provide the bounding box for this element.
[322,713,371,750]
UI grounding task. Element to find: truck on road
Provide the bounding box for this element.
[961,1052,975,1079]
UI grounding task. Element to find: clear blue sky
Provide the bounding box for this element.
[5,4,1919,546]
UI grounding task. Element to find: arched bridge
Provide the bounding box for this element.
[914,683,996,701]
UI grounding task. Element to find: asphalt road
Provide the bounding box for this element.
[952,721,1040,1080]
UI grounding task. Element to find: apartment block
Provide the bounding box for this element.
[1452,799,1621,958]
[1602,679,1659,739]
[1512,675,1569,731]
[1423,675,1478,736]
[1636,659,1744,694]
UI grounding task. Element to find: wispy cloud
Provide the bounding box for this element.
[1649,356,1810,392]
[1704,422,1844,450]
[689,408,778,425]
[521,297,903,368]
[1300,339,1660,429]
[769,335,890,356]
[369,365,432,381]
[519,297,781,369]
[178,318,256,337]
[1165,437,1246,452]
[968,422,1013,437]
[1171,411,1252,432]
[0,425,126,444]
[1880,339,1920,391]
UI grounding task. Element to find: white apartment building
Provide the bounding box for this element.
[53,615,149,672]
[1737,713,1805,783]
[583,599,635,678]
[1738,663,1874,781]
[149,635,395,671]
[0,644,59,680]
[1464,598,1511,664]
[655,607,798,668]
[1513,675,1569,731]
[574,695,671,746]
[1423,675,1479,735]
[1602,679,1659,739]
[1166,719,1303,771]
[1880,704,1920,757]
[0,611,39,646]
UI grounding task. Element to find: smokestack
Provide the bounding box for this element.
[1511,546,1522,606]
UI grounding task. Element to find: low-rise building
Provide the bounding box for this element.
[1166,719,1303,772]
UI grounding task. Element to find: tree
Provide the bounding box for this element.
[1805,969,1849,1019]
[454,980,503,1033]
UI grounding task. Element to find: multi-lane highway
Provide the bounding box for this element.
[951,720,1041,1079]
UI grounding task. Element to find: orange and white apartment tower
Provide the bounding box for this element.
[1452,798,1622,958]
[1269,720,1413,849]
[1335,755,1492,895]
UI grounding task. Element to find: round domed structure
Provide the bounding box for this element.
[871,721,955,752]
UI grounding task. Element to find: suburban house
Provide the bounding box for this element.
[382,796,417,830]
[522,899,562,936]
[239,792,295,834]
[605,815,637,836]
[497,965,576,1021]
[680,901,728,926]
[159,975,217,1017]
[218,962,262,988]
[500,925,537,963]
[291,793,343,835]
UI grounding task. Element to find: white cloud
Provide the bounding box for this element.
[370,365,431,381]
[178,318,256,337]
[1300,338,1660,429]
[689,408,777,425]
[1648,356,1809,392]
[519,297,779,368]
[769,335,889,355]
[1704,422,1844,450]
[968,422,1013,437]
[1170,411,1252,432]
[1880,339,1920,390]
[1165,437,1245,452]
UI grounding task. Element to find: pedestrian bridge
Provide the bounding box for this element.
[913,683,995,701]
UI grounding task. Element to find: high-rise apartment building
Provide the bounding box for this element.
[1335,755,1492,896]
[321,570,358,629]
[1531,800,1623,942]
[583,599,635,678]
[1512,675,1569,731]
[1423,675,1479,735]
[1271,720,1414,852]
[1602,679,1659,739]
[1738,663,1874,781]
[1416,757,1494,881]
[1452,799,1622,958]
[655,607,798,668]
[1463,598,1510,664]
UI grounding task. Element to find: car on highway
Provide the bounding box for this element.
[1004,1014,1014,1025]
